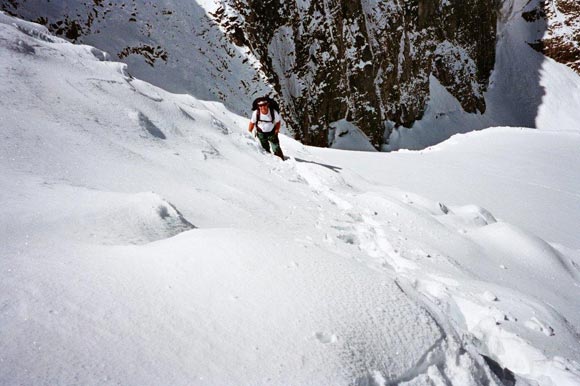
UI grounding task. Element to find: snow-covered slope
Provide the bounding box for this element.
[327,127,580,249]
[1,13,579,386]
[0,0,269,115]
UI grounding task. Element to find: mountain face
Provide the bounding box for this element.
[523,0,580,75]
[1,1,508,149]
[213,0,499,148]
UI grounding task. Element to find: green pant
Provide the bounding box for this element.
[257,131,285,160]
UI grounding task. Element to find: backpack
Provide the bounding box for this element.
[252,96,280,125]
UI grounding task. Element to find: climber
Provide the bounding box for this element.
[248,96,285,160]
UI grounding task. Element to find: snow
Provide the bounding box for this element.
[1,12,580,386]
[328,119,378,152]
[338,127,580,249]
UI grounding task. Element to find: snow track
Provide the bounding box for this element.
[285,160,499,385]
[288,156,580,385]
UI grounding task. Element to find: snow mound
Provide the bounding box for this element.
[329,119,378,152]
[68,191,195,245]
[470,222,578,282]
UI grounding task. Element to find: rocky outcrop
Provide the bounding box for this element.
[214,0,499,148]
[523,0,580,74]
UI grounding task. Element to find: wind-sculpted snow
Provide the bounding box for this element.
[1,14,580,386]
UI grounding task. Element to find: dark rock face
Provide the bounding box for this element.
[523,0,580,75]
[214,0,499,148]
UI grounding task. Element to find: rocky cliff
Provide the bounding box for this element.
[523,0,580,74]
[213,0,499,148]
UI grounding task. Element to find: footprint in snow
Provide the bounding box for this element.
[525,317,555,336]
[285,261,300,270]
[337,233,358,245]
[315,332,338,344]
[481,291,499,302]
[211,116,231,135]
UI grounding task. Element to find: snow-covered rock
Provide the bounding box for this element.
[523,0,580,74]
